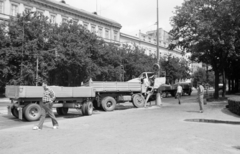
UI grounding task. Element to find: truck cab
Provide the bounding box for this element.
[127,72,155,83]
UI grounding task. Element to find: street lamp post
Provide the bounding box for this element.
[156,0,160,73]
[36,56,39,86]
[20,22,25,84]
[20,12,34,85]
[155,0,162,106]
[35,48,58,86]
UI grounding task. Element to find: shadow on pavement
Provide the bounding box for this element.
[115,104,135,110]
[186,110,201,113]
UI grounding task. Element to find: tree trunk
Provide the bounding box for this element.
[236,78,239,92]
[222,69,226,97]
[228,78,231,92]
[214,70,219,99]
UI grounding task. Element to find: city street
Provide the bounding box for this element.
[0,93,181,130]
[0,90,240,154]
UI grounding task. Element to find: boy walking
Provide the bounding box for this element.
[176,84,182,104]
[33,83,59,130]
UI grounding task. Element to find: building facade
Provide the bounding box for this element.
[120,29,184,59]
[0,0,122,44]
[0,0,188,62]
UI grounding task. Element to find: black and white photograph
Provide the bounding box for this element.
[0,0,240,153]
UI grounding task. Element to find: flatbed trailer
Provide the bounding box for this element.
[5,78,165,121]
[5,86,96,121]
[88,81,146,111]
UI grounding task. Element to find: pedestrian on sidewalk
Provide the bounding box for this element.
[176,83,182,104]
[33,83,59,130]
[197,82,204,113]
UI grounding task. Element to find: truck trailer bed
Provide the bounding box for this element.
[5,86,96,99]
[88,81,142,92]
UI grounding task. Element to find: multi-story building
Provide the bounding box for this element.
[120,29,184,59]
[0,0,186,61]
[0,0,122,44]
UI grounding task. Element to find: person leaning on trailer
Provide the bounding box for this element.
[32,82,59,130]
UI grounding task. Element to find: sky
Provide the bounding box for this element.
[65,0,185,36]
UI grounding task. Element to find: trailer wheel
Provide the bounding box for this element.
[82,101,93,116]
[101,96,116,111]
[11,106,19,118]
[24,104,41,121]
[132,94,145,108]
[56,107,69,115]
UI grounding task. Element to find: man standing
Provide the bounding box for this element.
[176,84,183,104]
[33,83,59,130]
[197,82,204,113]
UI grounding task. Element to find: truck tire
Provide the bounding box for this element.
[132,94,145,108]
[101,96,116,111]
[11,106,19,118]
[24,104,41,121]
[56,107,69,115]
[81,101,93,116]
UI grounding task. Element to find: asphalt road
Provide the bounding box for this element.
[0,91,197,130]
[1,90,239,154]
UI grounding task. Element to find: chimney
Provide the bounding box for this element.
[60,0,66,4]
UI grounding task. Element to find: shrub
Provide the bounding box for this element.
[228,97,240,116]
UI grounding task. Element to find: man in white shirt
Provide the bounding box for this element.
[176,84,183,104]
[197,82,205,113]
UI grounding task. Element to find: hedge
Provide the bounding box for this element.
[228,97,240,116]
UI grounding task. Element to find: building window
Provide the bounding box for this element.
[83,22,88,29]
[50,14,56,24]
[11,3,18,16]
[62,17,67,23]
[114,31,118,41]
[36,10,44,16]
[24,6,32,14]
[0,1,4,14]
[105,29,109,39]
[98,27,103,37]
[91,25,96,33]
[73,20,78,25]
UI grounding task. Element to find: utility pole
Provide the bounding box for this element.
[96,0,98,14]
[20,22,24,85]
[36,56,39,86]
[155,0,162,106]
[157,0,160,73]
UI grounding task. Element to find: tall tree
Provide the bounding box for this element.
[169,0,240,98]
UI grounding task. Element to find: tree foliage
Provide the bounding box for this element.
[161,54,190,84]
[0,12,191,91]
[192,67,215,87]
[169,0,240,98]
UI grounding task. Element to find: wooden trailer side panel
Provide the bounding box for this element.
[89,82,142,92]
[5,86,96,99]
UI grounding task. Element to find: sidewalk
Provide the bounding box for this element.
[0,95,239,154]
